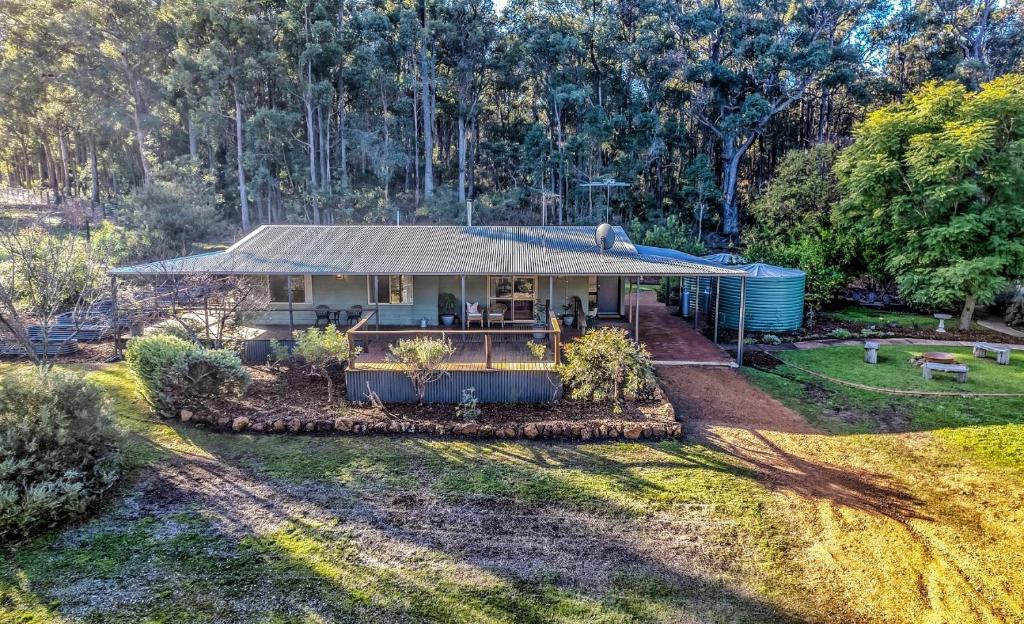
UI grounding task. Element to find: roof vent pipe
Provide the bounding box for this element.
[466,200,473,227]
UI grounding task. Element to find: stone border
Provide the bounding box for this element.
[173,385,681,442]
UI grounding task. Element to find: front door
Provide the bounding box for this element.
[596,276,620,316]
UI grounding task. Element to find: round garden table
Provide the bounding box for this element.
[922,352,958,365]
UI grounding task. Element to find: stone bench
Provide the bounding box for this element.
[864,341,879,364]
[973,342,1010,365]
[922,362,968,383]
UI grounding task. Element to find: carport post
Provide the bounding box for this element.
[714,277,720,344]
[460,275,466,329]
[694,277,700,329]
[737,276,747,367]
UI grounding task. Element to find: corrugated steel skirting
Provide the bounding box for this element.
[242,339,295,364]
[346,369,563,403]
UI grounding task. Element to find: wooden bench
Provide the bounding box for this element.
[922,362,968,383]
[973,342,1010,365]
[863,341,879,364]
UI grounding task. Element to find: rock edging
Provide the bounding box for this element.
[176,407,682,441]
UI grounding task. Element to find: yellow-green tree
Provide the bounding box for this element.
[837,75,1024,329]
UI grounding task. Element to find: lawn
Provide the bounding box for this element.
[2,360,1022,623]
[827,306,947,328]
[776,345,1024,394]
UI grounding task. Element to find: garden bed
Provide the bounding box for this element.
[714,310,1024,346]
[170,366,680,441]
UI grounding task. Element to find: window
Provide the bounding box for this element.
[367,275,413,304]
[268,275,308,304]
[488,275,537,322]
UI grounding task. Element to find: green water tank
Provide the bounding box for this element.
[715,262,806,332]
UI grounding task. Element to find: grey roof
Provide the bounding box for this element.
[111,225,748,277]
[702,252,749,265]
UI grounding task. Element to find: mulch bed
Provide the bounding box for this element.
[716,317,1024,346]
[173,366,681,441]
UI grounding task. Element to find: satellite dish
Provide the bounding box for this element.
[595,223,615,252]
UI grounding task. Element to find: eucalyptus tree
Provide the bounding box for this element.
[676,0,871,236]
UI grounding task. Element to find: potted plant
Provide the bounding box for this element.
[532,302,548,340]
[561,304,575,328]
[438,292,458,326]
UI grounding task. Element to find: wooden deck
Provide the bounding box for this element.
[352,334,558,371]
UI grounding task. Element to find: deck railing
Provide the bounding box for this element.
[346,309,563,371]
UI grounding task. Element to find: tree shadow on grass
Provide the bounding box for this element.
[7,426,813,624]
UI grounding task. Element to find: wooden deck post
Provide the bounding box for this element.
[484,333,492,369]
[460,275,466,330]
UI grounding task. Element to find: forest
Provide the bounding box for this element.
[0,0,1023,321]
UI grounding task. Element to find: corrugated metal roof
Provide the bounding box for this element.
[111,225,748,277]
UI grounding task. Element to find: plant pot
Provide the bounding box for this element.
[561,314,575,327]
[440,314,455,326]
[532,326,547,340]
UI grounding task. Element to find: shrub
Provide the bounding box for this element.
[0,368,120,541]
[1005,285,1024,327]
[387,336,455,404]
[162,349,250,409]
[125,334,197,411]
[559,328,656,409]
[761,334,782,345]
[291,326,360,402]
[125,334,249,414]
[456,388,480,422]
[829,328,854,339]
[526,340,547,360]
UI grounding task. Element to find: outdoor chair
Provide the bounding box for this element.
[345,305,364,325]
[487,303,507,328]
[314,305,331,328]
[466,302,484,327]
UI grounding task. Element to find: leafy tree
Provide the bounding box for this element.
[746,144,849,317]
[119,160,225,257]
[387,335,455,404]
[290,325,360,402]
[837,75,1024,329]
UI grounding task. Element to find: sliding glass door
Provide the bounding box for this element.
[488,276,537,323]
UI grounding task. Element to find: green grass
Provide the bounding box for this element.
[1,363,802,624]
[746,347,1024,467]
[777,345,1024,394]
[5,360,1023,623]
[826,306,952,328]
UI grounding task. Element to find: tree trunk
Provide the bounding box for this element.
[336,0,349,190]
[959,295,976,330]
[233,81,251,231]
[58,132,71,196]
[304,86,318,196]
[89,136,99,204]
[721,140,742,236]
[187,106,198,161]
[319,104,330,192]
[122,59,151,186]
[419,5,434,200]
[457,112,466,204]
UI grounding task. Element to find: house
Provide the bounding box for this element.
[111,225,749,403]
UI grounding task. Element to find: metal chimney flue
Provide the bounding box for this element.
[466,200,473,227]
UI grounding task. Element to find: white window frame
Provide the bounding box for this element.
[366,275,414,306]
[267,275,313,309]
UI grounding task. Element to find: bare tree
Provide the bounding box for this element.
[0,219,106,363]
